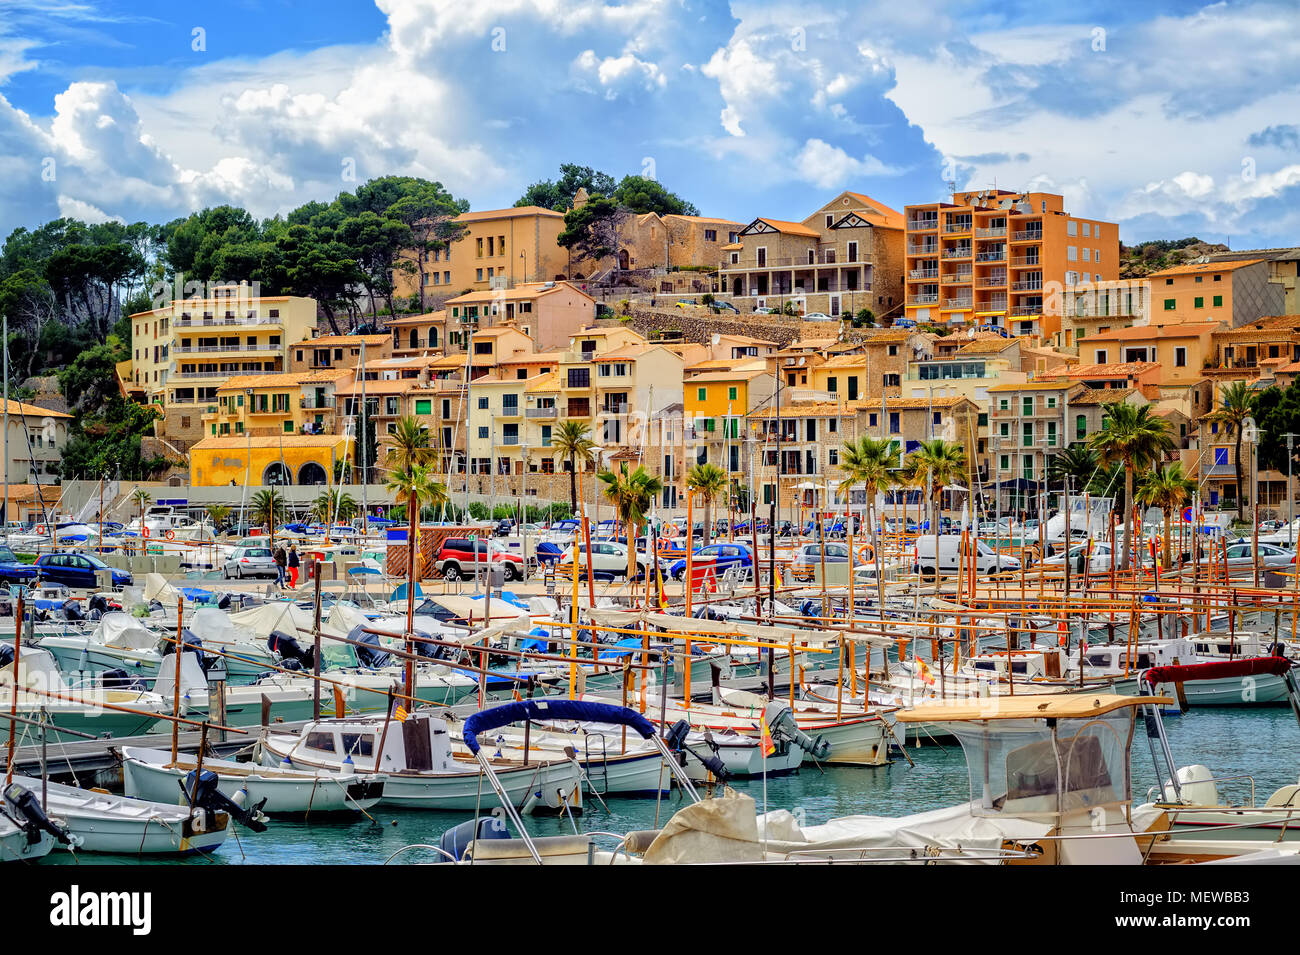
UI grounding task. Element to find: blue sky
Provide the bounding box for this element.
[2,0,1299,249]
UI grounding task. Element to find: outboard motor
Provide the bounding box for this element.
[664,718,728,781]
[61,598,85,622]
[181,769,268,833]
[0,644,12,668]
[437,815,510,862]
[800,599,821,619]
[162,629,209,671]
[413,627,453,661]
[349,625,392,669]
[3,782,77,847]
[216,593,232,611]
[267,630,313,670]
[88,594,111,616]
[764,701,830,760]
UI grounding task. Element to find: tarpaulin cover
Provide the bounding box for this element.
[1141,656,1292,686]
[462,699,655,754]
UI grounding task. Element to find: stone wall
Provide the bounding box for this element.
[618,304,806,348]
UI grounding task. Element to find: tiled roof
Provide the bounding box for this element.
[1086,323,1220,341]
[298,334,391,347]
[455,205,564,222]
[753,218,820,238]
[843,193,906,231]
[219,369,350,391]
[191,434,349,450]
[1147,259,1264,278]
[1066,362,1159,378]
[2,399,71,419]
[1069,387,1138,406]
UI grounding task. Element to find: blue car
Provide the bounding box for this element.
[0,545,38,586]
[669,542,753,580]
[34,552,133,590]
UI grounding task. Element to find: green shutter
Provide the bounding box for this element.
[1164,298,1176,310]
[415,399,431,415]
[697,387,706,401]
[1213,295,1223,307]
[1194,296,1203,308]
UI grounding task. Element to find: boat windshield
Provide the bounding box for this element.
[948,708,1132,819]
[321,642,359,669]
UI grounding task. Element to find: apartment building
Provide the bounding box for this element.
[683,368,777,476]
[443,282,595,352]
[1206,316,1300,389]
[1205,247,1300,315]
[128,289,318,449]
[903,190,1119,340]
[987,381,1075,486]
[1082,323,1218,387]
[718,191,905,318]
[288,334,392,373]
[1050,280,1151,353]
[1147,259,1284,327]
[388,311,446,357]
[3,400,71,485]
[202,369,351,448]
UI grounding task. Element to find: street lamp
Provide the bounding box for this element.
[1243,416,1260,587]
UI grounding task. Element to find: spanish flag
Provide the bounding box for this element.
[760,720,776,757]
[916,657,935,686]
[773,564,783,588]
[656,563,667,609]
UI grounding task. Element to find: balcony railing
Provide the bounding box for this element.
[1010,305,1043,316]
[300,396,335,409]
[975,227,1007,238]
[907,244,940,256]
[1011,280,1043,292]
[909,268,939,280]
[526,407,558,418]
[176,315,284,327]
[943,298,973,309]
[976,275,1007,288]
[1012,230,1043,242]
[980,298,1009,311]
[942,248,972,259]
[975,250,1006,263]
[174,368,280,379]
[942,272,972,285]
[173,343,280,353]
[910,294,940,305]
[944,222,972,234]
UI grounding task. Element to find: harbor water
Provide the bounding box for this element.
[39,705,1300,865]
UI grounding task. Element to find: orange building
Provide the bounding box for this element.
[903,190,1119,341]
[1146,259,1285,328]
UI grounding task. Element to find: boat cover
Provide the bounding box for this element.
[93,612,158,650]
[1141,656,1293,686]
[462,699,655,754]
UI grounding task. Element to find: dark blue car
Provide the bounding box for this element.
[34,552,133,590]
[669,542,753,580]
[0,545,38,586]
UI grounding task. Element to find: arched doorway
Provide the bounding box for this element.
[618,249,630,270]
[263,462,292,486]
[297,462,328,485]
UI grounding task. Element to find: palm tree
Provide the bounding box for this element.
[384,414,437,474]
[1048,443,1098,488]
[129,488,152,554]
[250,488,284,555]
[552,420,595,512]
[1089,402,1174,569]
[386,463,449,698]
[685,462,727,547]
[311,489,358,542]
[1136,463,1196,568]
[598,463,664,578]
[1205,381,1255,521]
[205,504,230,533]
[838,436,896,610]
[905,439,967,536]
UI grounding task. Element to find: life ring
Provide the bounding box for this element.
[855,543,875,563]
[165,530,176,540]
[36,524,46,535]
[142,526,150,539]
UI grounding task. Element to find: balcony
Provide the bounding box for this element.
[906,244,940,257]
[907,218,938,231]
[1010,305,1043,317]
[975,250,1006,263]
[526,406,558,419]
[908,268,939,280]
[174,368,281,380]
[979,298,1009,312]
[976,275,1007,288]
[942,272,972,285]
[944,221,972,234]
[910,293,940,305]
[975,226,1008,239]
[173,343,281,354]
[300,396,335,409]
[942,298,973,310]
[1011,280,1044,292]
[498,404,522,418]
[175,315,284,328]
[942,248,972,260]
[725,250,869,270]
[1012,229,1043,242]
[1010,257,1041,268]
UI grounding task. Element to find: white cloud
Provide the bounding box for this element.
[573,49,666,99]
[794,138,900,188]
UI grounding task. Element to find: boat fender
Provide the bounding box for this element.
[439,815,510,862]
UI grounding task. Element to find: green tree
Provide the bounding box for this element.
[597,463,663,578]
[838,436,896,609]
[1048,443,1098,488]
[905,439,967,537]
[386,463,449,697]
[515,164,618,211]
[1089,403,1174,568]
[1205,380,1257,521]
[552,420,595,512]
[1135,463,1197,568]
[383,414,437,475]
[685,462,727,547]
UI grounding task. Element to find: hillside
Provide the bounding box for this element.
[1119,237,1229,278]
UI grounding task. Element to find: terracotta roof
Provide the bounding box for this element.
[386,311,446,326]
[334,378,431,396]
[986,380,1073,393]
[955,336,1021,355]
[753,218,820,238]
[869,396,974,410]
[843,193,906,231]
[1086,323,1220,342]
[525,372,560,393]
[754,402,854,419]
[218,370,350,391]
[862,330,919,344]
[2,399,71,419]
[1147,259,1264,278]
[688,369,770,383]
[455,206,564,223]
[498,351,564,365]
[1066,362,1159,379]
[448,283,591,306]
[1069,387,1138,406]
[818,354,867,368]
[191,434,349,450]
[298,334,391,347]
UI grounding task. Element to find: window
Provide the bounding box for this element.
[1194,296,1204,308]
[1067,220,1077,236]
[477,397,488,410]
[1175,347,1187,368]
[478,427,489,439]
[697,387,707,401]
[728,387,738,401]
[1164,299,1176,311]
[568,368,590,388]
[704,229,717,241]
[1067,246,1078,261]
[1022,396,1033,415]
[828,448,839,466]
[827,377,837,393]
[1095,349,1108,364]
[1213,295,1223,307]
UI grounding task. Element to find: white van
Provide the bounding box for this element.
[915,534,1020,576]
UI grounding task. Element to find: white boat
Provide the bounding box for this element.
[1069,637,1296,704]
[260,712,583,813]
[122,746,385,815]
[1,781,72,862]
[9,774,231,855]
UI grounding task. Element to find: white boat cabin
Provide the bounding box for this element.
[293,715,458,774]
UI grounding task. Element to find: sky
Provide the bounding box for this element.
[2,0,1299,249]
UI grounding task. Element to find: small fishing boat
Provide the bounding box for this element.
[9,774,232,855]
[260,711,583,813]
[1,781,77,862]
[122,746,385,815]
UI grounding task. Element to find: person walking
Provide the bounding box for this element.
[273,543,287,588]
[287,544,300,589]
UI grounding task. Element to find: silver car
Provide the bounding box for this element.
[1223,541,1295,571]
[224,545,279,579]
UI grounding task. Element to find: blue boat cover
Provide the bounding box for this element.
[462,699,655,754]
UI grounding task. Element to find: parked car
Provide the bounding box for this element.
[0,545,38,586]
[752,306,775,315]
[1222,541,1295,571]
[804,311,834,321]
[914,534,1020,576]
[559,540,659,579]
[433,538,525,582]
[674,300,703,310]
[789,541,857,581]
[223,545,278,579]
[1040,541,1113,573]
[33,552,133,590]
[669,542,753,580]
[711,301,740,314]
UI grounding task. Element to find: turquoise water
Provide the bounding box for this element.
[40,706,1300,865]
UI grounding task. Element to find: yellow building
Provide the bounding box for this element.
[684,368,776,476]
[202,370,351,441]
[129,287,319,449]
[189,434,350,487]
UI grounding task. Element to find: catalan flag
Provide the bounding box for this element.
[391,700,409,723]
